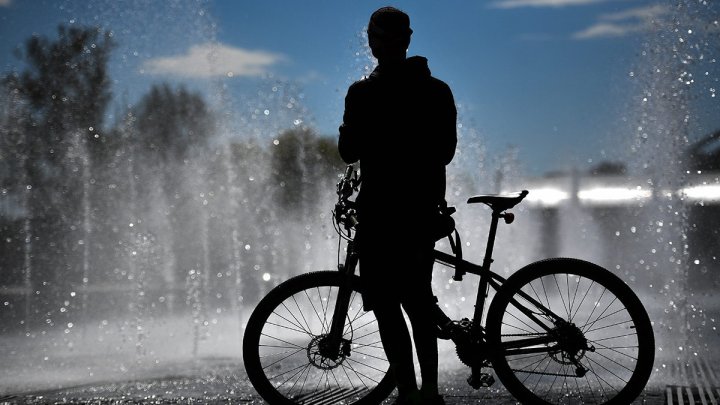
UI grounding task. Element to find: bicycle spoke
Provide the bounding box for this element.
[265,320,310,335]
[585,318,634,334]
[286,362,313,398]
[590,348,636,374]
[272,309,312,337]
[343,359,378,386]
[270,362,312,384]
[280,302,313,336]
[262,347,306,371]
[353,328,380,341]
[581,307,627,332]
[568,275,582,323]
[505,307,545,335]
[260,333,306,349]
[590,332,637,343]
[552,274,570,318]
[353,350,391,362]
[582,296,619,334]
[292,295,315,335]
[593,342,639,360]
[501,321,538,335]
[305,289,329,335]
[570,279,595,322]
[345,356,387,375]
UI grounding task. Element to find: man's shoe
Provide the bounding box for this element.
[421,393,446,405]
[391,390,422,405]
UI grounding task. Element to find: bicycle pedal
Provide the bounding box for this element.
[467,372,495,389]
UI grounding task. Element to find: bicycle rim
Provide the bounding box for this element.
[487,258,654,405]
[243,271,395,405]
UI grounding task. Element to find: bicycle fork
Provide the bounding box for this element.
[320,241,359,360]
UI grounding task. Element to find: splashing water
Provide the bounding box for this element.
[0,0,718,399]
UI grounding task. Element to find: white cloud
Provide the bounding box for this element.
[572,4,669,40]
[0,0,12,7]
[490,0,609,9]
[599,4,669,21]
[141,43,286,78]
[572,22,640,39]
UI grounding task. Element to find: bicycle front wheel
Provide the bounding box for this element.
[242,271,394,405]
[486,258,654,405]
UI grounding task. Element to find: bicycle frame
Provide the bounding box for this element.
[433,210,564,356]
[244,165,654,405]
[326,205,565,365]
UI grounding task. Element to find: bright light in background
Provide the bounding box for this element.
[525,188,570,207]
[578,187,652,204]
[523,180,720,207]
[681,185,720,202]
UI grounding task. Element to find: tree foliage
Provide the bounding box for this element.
[7,24,114,143]
[271,127,343,214]
[134,83,215,163]
[0,24,115,294]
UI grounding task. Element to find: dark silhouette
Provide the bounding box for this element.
[338,7,457,405]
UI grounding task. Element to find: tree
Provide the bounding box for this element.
[134,83,214,163]
[270,127,343,215]
[2,25,114,303]
[125,83,216,290]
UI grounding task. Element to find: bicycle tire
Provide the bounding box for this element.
[243,271,395,405]
[486,258,654,405]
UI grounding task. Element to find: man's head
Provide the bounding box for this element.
[367,6,412,63]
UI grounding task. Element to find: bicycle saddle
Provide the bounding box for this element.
[467,190,529,211]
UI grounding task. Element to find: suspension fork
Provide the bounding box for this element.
[325,240,359,358]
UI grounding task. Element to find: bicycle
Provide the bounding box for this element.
[242,165,655,405]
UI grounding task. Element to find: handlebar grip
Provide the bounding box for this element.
[343,165,353,181]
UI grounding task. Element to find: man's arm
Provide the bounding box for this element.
[437,82,457,166]
[338,84,362,164]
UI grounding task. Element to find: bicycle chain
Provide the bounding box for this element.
[500,333,586,378]
[500,333,546,337]
[510,369,579,377]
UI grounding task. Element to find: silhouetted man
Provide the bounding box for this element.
[338,6,457,405]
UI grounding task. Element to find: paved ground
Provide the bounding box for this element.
[2,295,717,404]
[0,360,669,404]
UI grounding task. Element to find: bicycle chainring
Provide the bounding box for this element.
[452,319,490,368]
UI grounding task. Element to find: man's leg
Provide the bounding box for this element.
[403,295,439,397]
[402,248,440,398]
[374,301,418,396]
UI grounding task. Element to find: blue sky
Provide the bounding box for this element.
[1,0,718,174]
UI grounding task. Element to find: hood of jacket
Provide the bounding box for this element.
[369,56,431,81]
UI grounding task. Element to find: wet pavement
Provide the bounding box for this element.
[3,296,718,405]
[1,360,669,404]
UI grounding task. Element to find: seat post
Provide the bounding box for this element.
[471,209,501,336]
[482,210,501,271]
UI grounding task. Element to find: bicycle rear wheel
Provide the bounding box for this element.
[486,258,654,405]
[242,271,394,405]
